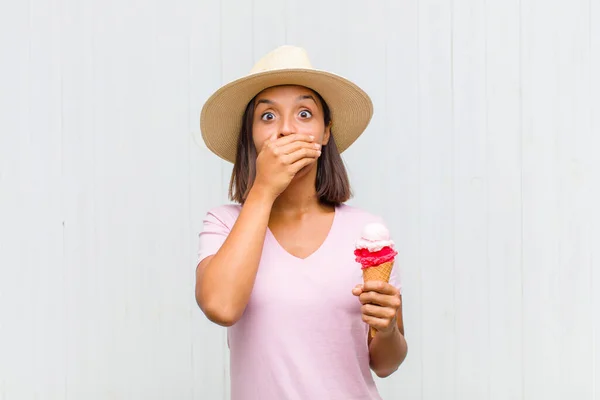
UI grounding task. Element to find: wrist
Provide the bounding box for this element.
[377,323,400,340]
[247,183,277,206]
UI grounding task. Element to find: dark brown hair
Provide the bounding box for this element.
[228,88,352,206]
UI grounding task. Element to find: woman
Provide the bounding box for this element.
[195,45,407,400]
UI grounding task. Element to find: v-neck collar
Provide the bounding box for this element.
[266,205,340,262]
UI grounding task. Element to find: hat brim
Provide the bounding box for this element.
[198,68,373,163]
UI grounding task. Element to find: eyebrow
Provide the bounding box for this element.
[298,95,318,106]
[255,99,274,108]
[254,95,318,109]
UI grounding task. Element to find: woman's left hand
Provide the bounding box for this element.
[352,281,401,335]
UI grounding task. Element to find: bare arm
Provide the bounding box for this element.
[195,186,274,326]
[195,133,320,327]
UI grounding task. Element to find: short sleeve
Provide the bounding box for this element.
[197,205,240,265]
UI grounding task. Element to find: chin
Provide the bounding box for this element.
[293,162,317,180]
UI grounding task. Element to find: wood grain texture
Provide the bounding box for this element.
[0,1,32,398]
[552,0,594,397]
[521,0,562,394]
[590,0,599,398]
[416,0,456,398]
[452,0,489,397]
[189,0,228,399]
[0,0,598,399]
[486,0,524,399]
[61,0,98,397]
[380,0,422,398]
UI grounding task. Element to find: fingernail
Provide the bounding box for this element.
[314,143,320,149]
[309,135,315,140]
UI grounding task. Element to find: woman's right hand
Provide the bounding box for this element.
[252,133,322,200]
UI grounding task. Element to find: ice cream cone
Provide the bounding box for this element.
[354,223,398,340]
[362,261,394,283]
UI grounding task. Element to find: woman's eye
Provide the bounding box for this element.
[261,112,275,121]
[299,110,312,118]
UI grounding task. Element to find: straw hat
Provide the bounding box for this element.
[198,45,374,163]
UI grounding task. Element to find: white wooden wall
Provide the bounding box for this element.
[0,0,598,399]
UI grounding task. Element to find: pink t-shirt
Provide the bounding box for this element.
[197,203,402,400]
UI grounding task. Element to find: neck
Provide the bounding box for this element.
[272,168,323,215]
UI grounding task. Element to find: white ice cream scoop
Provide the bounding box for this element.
[355,222,395,252]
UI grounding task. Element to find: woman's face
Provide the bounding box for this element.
[252,85,331,153]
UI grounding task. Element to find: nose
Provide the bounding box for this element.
[278,114,296,138]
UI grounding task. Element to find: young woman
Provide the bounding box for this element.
[195,45,407,400]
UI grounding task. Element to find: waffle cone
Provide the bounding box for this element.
[362,261,394,339]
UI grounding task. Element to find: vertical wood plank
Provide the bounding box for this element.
[86,0,162,396]
[60,0,98,397]
[28,0,67,398]
[521,0,561,397]
[189,0,229,397]
[485,0,524,399]
[71,1,119,396]
[383,0,422,398]
[418,0,455,398]
[252,0,286,59]
[144,0,194,397]
[552,0,594,397]
[285,0,344,76]
[0,1,36,399]
[336,0,387,216]
[590,0,599,398]
[452,0,489,398]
